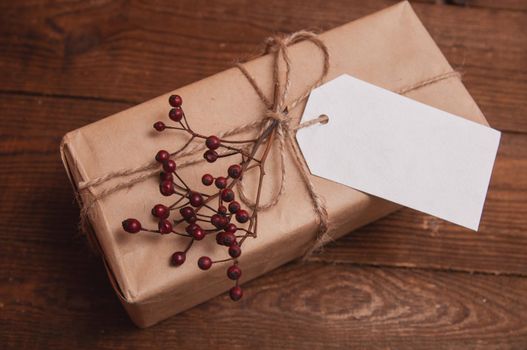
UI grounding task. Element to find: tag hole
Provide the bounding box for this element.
[319,114,329,125]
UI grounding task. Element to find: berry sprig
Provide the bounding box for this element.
[122,94,278,301]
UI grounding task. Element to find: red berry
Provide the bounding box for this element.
[204,150,218,163]
[215,176,227,189]
[221,188,235,202]
[171,251,186,266]
[226,233,237,245]
[153,121,165,131]
[216,232,226,245]
[162,159,177,173]
[235,209,249,223]
[201,174,214,186]
[169,107,183,122]
[160,180,174,196]
[185,223,200,235]
[228,164,242,179]
[160,171,173,182]
[198,256,212,270]
[179,206,195,220]
[169,94,182,107]
[205,135,221,150]
[228,244,241,258]
[184,214,197,224]
[151,204,169,219]
[229,286,243,301]
[228,201,240,214]
[221,216,230,229]
[225,223,237,233]
[218,205,227,215]
[122,218,141,233]
[188,192,204,207]
[168,107,181,120]
[155,150,170,163]
[158,219,173,234]
[192,227,205,240]
[211,214,227,229]
[227,265,242,280]
[221,232,236,246]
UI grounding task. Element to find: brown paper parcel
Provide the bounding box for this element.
[60,1,489,328]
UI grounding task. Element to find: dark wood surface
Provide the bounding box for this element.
[1,1,526,349]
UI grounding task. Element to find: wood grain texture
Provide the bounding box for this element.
[1,0,526,348]
[2,262,527,349]
[452,0,527,11]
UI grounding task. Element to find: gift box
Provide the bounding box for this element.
[60,1,489,328]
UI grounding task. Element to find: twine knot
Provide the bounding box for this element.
[264,109,289,123]
[235,30,332,257]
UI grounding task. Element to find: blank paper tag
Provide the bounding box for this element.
[296,74,501,230]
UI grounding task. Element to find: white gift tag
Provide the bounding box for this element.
[296,74,501,230]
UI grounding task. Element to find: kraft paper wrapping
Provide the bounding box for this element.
[60,1,488,327]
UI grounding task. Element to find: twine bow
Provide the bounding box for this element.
[234,31,332,256]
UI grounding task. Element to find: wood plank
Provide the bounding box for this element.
[451,0,527,11]
[411,3,527,133]
[0,0,525,132]
[2,261,527,349]
[0,94,525,276]
[422,0,527,11]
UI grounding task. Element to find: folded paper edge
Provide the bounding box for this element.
[60,135,132,304]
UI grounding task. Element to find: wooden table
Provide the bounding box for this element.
[1,0,526,348]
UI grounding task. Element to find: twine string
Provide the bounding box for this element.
[233,30,331,257]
